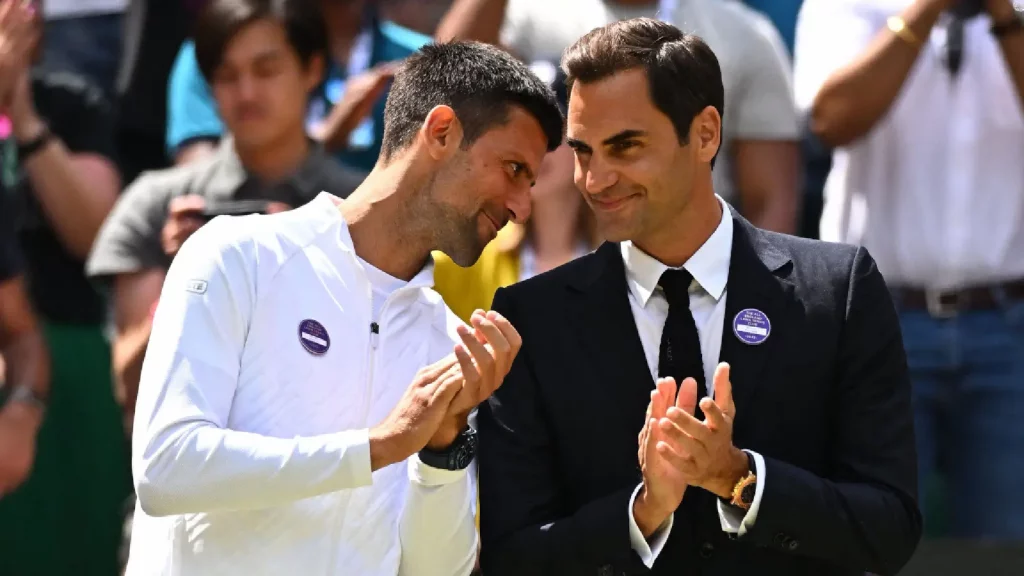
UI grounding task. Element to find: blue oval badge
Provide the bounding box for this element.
[733,308,771,345]
[298,319,330,355]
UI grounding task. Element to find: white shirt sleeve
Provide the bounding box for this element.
[399,456,478,576]
[793,0,880,114]
[627,483,673,568]
[717,450,766,535]
[132,217,373,518]
[730,11,801,141]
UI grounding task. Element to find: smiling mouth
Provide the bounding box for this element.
[592,195,637,211]
[484,211,506,233]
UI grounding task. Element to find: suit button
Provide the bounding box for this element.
[788,539,800,551]
[699,542,714,559]
[597,565,613,576]
[773,532,788,546]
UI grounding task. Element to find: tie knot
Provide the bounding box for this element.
[658,268,693,299]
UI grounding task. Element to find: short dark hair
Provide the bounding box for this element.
[194,0,327,82]
[380,41,564,162]
[561,18,725,166]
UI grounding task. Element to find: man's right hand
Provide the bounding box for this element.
[162,195,207,259]
[367,355,465,471]
[633,376,698,538]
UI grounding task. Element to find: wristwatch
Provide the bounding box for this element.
[5,384,47,413]
[16,124,54,162]
[418,426,478,471]
[725,452,757,510]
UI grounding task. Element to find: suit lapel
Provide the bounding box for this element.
[719,216,794,439]
[565,243,653,433]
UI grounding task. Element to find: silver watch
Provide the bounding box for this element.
[6,385,46,412]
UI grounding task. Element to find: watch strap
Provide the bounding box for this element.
[16,125,54,161]
[6,384,47,412]
[418,426,477,471]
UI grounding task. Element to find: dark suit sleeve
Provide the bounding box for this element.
[478,287,651,576]
[742,247,922,575]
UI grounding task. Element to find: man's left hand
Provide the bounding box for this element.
[426,309,521,450]
[655,363,749,499]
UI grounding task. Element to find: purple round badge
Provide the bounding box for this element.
[732,308,771,346]
[298,319,330,355]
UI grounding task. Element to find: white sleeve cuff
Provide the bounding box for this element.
[627,483,673,568]
[408,453,471,487]
[718,450,766,536]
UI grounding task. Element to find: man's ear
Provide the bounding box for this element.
[693,105,722,165]
[304,54,326,93]
[422,105,463,160]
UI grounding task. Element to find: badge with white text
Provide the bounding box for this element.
[298,319,330,356]
[732,308,771,345]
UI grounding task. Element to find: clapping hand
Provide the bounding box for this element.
[427,310,521,449]
[634,363,749,536]
[654,363,749,500]
[368,309,521,470]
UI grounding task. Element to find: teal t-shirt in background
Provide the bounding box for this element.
[165,20,431,172]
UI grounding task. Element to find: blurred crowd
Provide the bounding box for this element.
[0,0,1021,574]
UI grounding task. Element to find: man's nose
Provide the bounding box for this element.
[507,184,533,225]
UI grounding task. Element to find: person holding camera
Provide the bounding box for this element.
[795,0,1024,539]
[86,0,365,435]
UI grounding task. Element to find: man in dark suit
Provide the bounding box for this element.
[477,17,922,576]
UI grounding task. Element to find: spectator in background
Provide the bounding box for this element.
[740,0,802,55]
[0,180,51,575]
[433,63,599,322]
[40,0,127,97]
[0,0,127,574]
[437,0,802,234]
[795,0,1024,539]
[113,0,197,184]
[87,0,364,436]
[166,0,444,171]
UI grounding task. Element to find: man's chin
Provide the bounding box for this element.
[446,243,486,268]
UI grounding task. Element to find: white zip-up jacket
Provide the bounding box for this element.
[125,192,476,576]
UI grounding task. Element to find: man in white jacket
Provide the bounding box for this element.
[123,4,565,574]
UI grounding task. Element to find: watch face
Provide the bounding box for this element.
[451,444,473,469]
[741,482,756,504]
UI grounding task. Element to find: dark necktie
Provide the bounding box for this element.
[658,269,707,420]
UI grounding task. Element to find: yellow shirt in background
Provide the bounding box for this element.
[432,225,522,324]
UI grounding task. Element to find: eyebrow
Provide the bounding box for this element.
[566,129,648,153]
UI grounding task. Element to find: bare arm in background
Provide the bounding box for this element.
[733,141,799,234]
[986,0,1024,111]
[112,270,165,435]
[435,0,508,44]
[11,73,121,259]
[808,0,954,147]
[0,276,50,495]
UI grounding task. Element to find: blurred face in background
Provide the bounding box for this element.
[530,143,581,221]
[424,105,548,267]
[209,19,323,151]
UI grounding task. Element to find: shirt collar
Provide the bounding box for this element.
[621,197,733,306]
[311,192,435,291]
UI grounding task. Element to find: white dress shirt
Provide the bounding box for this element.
[623,200,767,566]
[127,194,477,575]
[795,0,1024,290]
